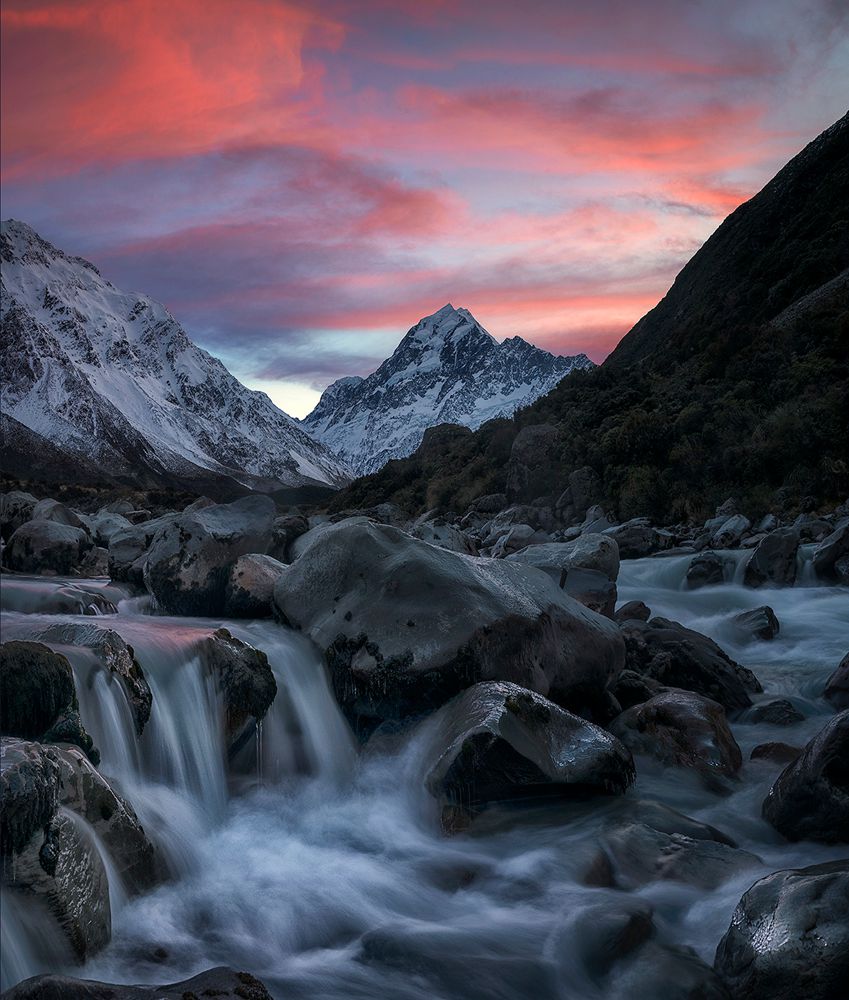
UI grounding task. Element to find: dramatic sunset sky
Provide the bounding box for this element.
[2,1,847,416]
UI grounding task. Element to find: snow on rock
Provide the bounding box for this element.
[302,303,593,476]
[0,220,351,492]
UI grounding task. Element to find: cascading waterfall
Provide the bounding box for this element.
[1,561,847,999]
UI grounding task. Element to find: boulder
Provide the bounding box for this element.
[1,739,110,961]
[714,861,849,1000]
[30,499,87,530]
[3,967,274,1000]
[223,553,285,618]
[107,513,174,584]
[609,669,664,710]
[750,742,800,764]
[505,423,560,502]
[143,495,275,615]
[273,519,626,734]
[102,498,135,515]
[468,493,508,515]
[581,504,614,535]
[85,511,132,548]
[5,521,92,575]
[508,534,619,582]
[823,652,849,709]
[0,580,118,616]
[711,514,751,548]
[78,547,109,577]
[812,521,849,582]
[761,710,849,842]
[0,490,37,541]
[0,641,99,762]
[755,514,778,533]
[602,519,658,559]
[610,690,742,788]
[614,601,651,623]
[421,681,635,831]
[792,514,833,542]
[267,513,309,562]
[619,617,761,712]
[601,821,760,890]
[198,629,277,758]
[490,523,538,557]
[743,528,799,587]
[749,699,803,726]
[554,466,602,525]
[732,606,780,642]
[560,568,617,618]
[608,941,731,1000]
[29,624,152,736]
[685,551,725,589]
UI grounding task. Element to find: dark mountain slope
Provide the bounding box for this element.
[332,113,849,521]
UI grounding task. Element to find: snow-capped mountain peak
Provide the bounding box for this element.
[1,220,351,493]
[302,304,594,476]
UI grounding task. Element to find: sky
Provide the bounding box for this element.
[2,1,847,417]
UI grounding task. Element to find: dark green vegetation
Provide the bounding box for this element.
[333,113,849,522]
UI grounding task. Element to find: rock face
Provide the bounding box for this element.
[224,553,285,618]
[761,710,849,842]
[0,641,99,763]
[3,967,274,1000]
[5,520,92,574]
[302,303,592,477]
[198,629,278,757]
[144,495,275,615]
[743,528,799,587]
[714,861,849,1000]
[422,681,635,830]
[0,219,349,494]
[273,519,625,734]
[505,423,561,501]
[618,617,761,713]
[610,690,742,789]
[823,652,849,709]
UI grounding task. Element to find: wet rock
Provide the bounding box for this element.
[610,690,742,789]
[198,628,277,758]
[422,682,635,831]
[601,821,760,890]
[29,624,152,736]
[711,514,751,548]
[273,519,626,735]
[619,617,761,712]
[761,710,849,842]
[0,737,59,855]
[812,521,849,582]
[267,512,309,562]
[2,966,274,1000]
[6,521,93,575]
[614,600,651,623]
[823,651,849,709]
[224,553,285,618]
[732,606,780,642]
[685,551,726,589]
[573,898,655,978]
[749,699,802,726]
[750,742,801,764]
[714,861,849,1000]
[602,519,657,559]
[743,528,799,587]
[144,495,275,615]
[0,490,37,541]
[611,942,732,1000]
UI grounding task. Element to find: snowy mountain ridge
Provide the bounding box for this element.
[302,303,593,476]
[0,220,351,493]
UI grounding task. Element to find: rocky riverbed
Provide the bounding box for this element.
[1,488,847,999]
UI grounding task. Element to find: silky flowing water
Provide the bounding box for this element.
[1,555,847,998]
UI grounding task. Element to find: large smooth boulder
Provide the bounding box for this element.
[823,652,849,710]
[619,617,761,712]
[198,629,277,758]
[749,699,803,726]
[85,511,132,548]
[223,553,285,618]
[422,681,635,830]
[0,641,99,763]
[30,499,87,530]
[732,606,780,642]
[602,519,658,559]
[3,968,274,1000]
[143,495,275,615]
[273,520,626,734]
[685,551,725,589]
[812,521,849,582]
[0,490,37,541]
[761,710,849,842]
[711,514,751,548]
[714,861,849,1000]
[743,528,799,587]
[29,624,152,736]
[5,521,92,575]
[610,690,742,789]
[508,534,619,582]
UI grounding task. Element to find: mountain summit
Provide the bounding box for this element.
[302,303,592,475]
[0,220,351,495]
